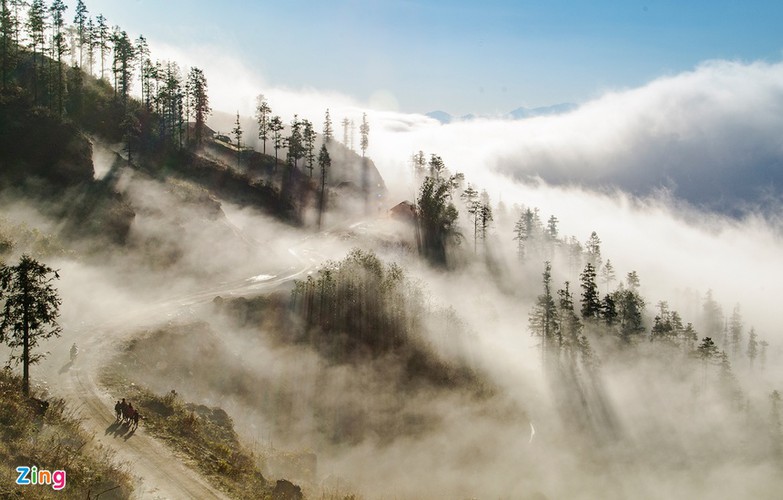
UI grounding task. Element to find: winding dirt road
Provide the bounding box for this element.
[52,243,323,499]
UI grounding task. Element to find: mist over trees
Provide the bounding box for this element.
[1,2,781,498]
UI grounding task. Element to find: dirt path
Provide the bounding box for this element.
[63,364,229,500]
[48,239,323,499]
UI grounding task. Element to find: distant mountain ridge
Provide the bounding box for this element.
[425,102,577,124]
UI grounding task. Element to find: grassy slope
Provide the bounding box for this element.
[0,370,133,499]
[98,367,279,500]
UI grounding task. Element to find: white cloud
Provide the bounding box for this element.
[138,41,783,337]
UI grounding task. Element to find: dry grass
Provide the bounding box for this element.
[0,369,133,499]
[99,368,276,499]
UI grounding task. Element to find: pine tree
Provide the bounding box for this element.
[417,174,460,266]
[461,184,479,253]
[696,337,719,361]
[286,114,304,170]
[84,16,95,75]
[155,61,183,144]
[412,150,426,182]
[651,301,672,343]
[478,200,493,245]
[303,119,316,177]
[111,30,134,107]
[73,0,87,67]
[341,117,350,146]
[702,289,724,340]
[50,0,68,116]
[0,256,62,396]
[600,259,616,293]
[1,0,13,90]
[187,67,210,145]
[601,294,617,326]
[317,144,331,230]
[512,212,529,260]
[729,304,743,359]
[141,51,157,112]
[626,271,640,290]
[95,13,108,79]
[136,35,150,107]
[747,327,758,368]
[612,278,645,343]
[682,322,697,351]
[580,263,601,320]
[122,110,141,164]
[557,281,582,349]
[567,236,583,276]
[323,108,333,143]
[232,111,243,168]
[529,261,558,360]
[255,94,271,154]
[27,0,46,103]
[512,208,543,261]
[270,115,284,169]
[585,231,602,270]
[428,154,446,179]
[359,112,369,157]
[546,215,558,240]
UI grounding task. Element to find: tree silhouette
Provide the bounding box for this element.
[428,154,446,179]
[302,119,316,177]
[417,174,460,266]
[580,263,601,320]
[529,261,558,361]
[136,35,150,108]
[270,115,284,170]
[187,67,210,145]
[359,112,369,157]
[729,304,743,359]
[0,255,62,396]
[96,13,108,79]
[478,191,493,246]
[1,0,15,89]
[73,0,87,67]
[696,337,719,362]
[341,117,349,146]
[50,0,68,116]
[322,108,333,143]
[85,16,95,75]
[111,30,134,107]
[412,150,426,182]
[27,0,45,103]
[585,231,602,270]
[546,215,559,240]
[286,114,304,170]
[600,259,616,293]
[460,184,479,253]
[557,281,582,349]
[317,144,330,230]
[232,111,243,168]
[255,94,271,154]
[747,327,758,368]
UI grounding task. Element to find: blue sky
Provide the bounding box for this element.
[80,0,783,115]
